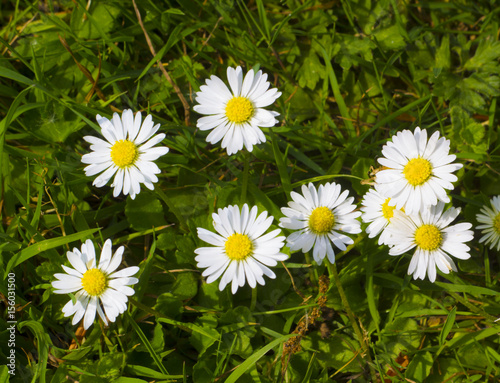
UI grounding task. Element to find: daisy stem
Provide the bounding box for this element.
[250,285,257,311]
[240,152,250,204]
[328,262,376,380]
[484,247,491,287]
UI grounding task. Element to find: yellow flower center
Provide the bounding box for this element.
[224,233,253,261]
[309,207,335,234]
[381,198,396,220]
[414,224,442,251]
[494,213,500,234]
[225,97,254,123]
[81,268,108,296]
[403,158,432,186]
[110,140,138,168]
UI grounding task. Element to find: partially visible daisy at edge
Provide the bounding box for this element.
[385,201,473,282]
[52,239,139,330]
[279,182,362,265]
[193,66,281,155]
[375,127,462,215]
[81,109,169,199]
[476,195,500,251]
[360,184,400,245]
[195,204,287,294]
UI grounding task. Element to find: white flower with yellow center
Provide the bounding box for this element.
[279,182,362,265]
[51,239,139,330]
[385,202,473,282]
[360,185,400,245]
[81,109,169,199]
[375,127,462,215]
[193,66,281,155]
[476,196,500,251]
[195,204,287,294]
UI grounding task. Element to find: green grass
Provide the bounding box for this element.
[1,0,500,382]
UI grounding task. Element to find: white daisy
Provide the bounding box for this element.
[81,109,169,199]
[360,185,399,245]
[385,201,473,282]
[375,127,462,215]
[279,182,362,265]
[193,66,281,155]
[195,204,287,294]
[476,195,500,251]
[52,239,139,330]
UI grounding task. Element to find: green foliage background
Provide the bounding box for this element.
[1,0,500,382]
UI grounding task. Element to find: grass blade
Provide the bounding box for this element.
[125,312,170,376]
[5,228,100,277]
[225,333,298,383]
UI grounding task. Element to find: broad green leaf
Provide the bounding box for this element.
[125,193,166,231]
[193,356,217,383]
[189,323,220,355]
[156,230,177,251]
[170,272,198,300]
[423,358,462,383]
[30,100,85,143]
[373,24,406,50]
[456,342,489,369]
[301,332,362,373]
[96,353,124,379]
[297,51,325,90]
[154,293,183,317]
[464,39,500,72]
[435,35,450,72]
[150,323,166,354]
[381,317,421,357]
[77,3,121,39]
[405,351,433,381]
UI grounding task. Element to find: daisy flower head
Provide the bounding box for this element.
[360,185,400,245]
[375,127,462,215]
[195,204,287,294]
[193,66,281,155]
[81,109,169,199]
[279,182,362,265]
[385,201,473,282]
[476,195,500,251]
[52,239,139,330]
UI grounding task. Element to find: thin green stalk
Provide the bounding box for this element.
[484,247,491,288]
[240,152,250,204]
[448,291,497,322]
[250,285,257,312]
[328,263,377,382]
[125,311,170,376]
